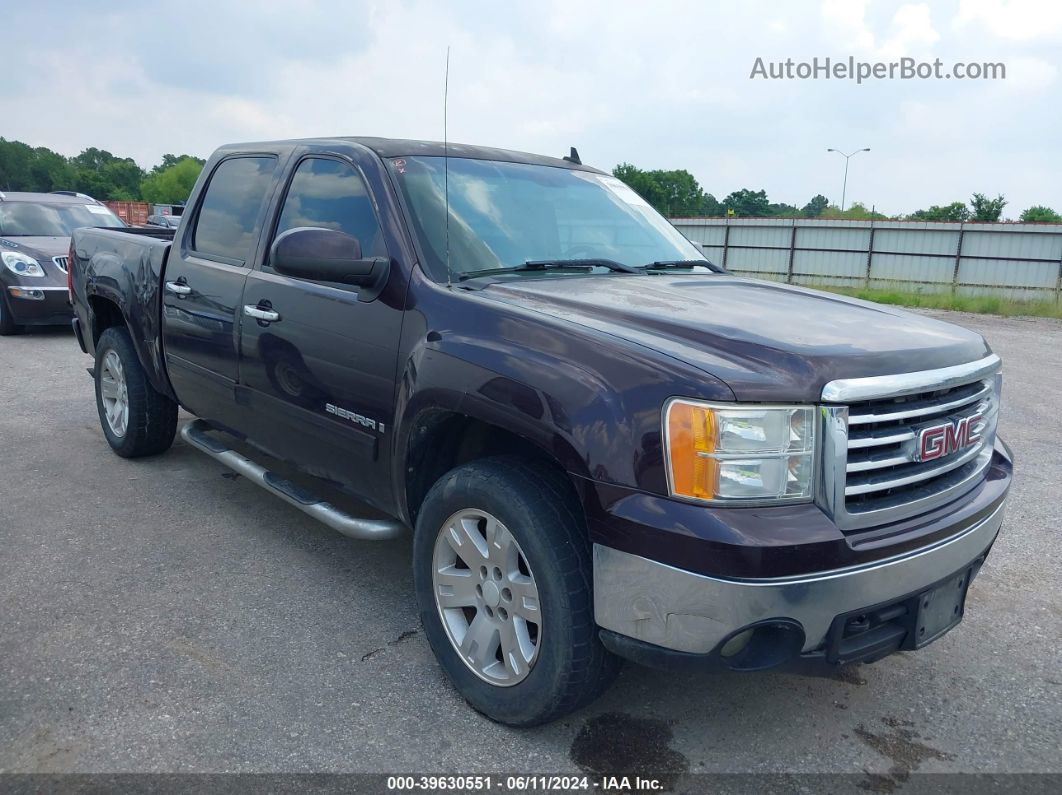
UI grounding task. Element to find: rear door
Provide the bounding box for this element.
[237,150,405,508]
[161,154,279,428]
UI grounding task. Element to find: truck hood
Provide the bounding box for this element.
[479,274,990,402]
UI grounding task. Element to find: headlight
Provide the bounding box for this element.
[664,400,817,504]
[1,251,45,277]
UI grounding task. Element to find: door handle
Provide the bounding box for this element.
[165,281,192,296]
[244,305,281,323]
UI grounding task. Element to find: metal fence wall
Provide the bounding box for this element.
[670,217,1062,302]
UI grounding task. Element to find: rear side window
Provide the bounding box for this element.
[272,157,385,260]
[192,156,277,263]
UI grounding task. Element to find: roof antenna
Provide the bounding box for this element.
[563,147,581,165]
[444,46,452,289]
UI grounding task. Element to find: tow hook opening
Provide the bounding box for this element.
[715,620,805,671]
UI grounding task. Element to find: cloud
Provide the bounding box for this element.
[2,0,1059,216]
[955,0,1062,41]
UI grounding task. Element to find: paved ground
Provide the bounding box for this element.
[1,311,1059,786]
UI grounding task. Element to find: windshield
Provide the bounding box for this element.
[390,156,707,280]
[0,202,125,236]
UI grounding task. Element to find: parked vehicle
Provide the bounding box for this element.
[146,214,181,229]
[0,191,123,335]
[68,137,1012,726]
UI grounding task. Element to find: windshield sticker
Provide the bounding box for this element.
[392,158,407,174]
[598,175,653,208]
[85,204,112,214]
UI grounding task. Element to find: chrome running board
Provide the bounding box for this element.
[180,419,405,541]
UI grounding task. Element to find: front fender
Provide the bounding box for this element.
[393,277,736,505]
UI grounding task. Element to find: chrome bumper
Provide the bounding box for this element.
[593,500,1005,654]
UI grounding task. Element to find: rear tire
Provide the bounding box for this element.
[413,456,621,726]
[0,293,23,336]
[94,326,178,458]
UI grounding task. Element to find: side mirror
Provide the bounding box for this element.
[270,227,389,301]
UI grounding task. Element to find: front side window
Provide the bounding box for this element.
[390,156,706,280]
[0,202,124,236]
[272,157,386,263]
[192,156,277,263]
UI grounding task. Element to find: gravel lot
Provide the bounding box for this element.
[1,310,1059,786]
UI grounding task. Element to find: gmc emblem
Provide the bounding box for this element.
[916,414,983,462]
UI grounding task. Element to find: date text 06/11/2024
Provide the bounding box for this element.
[385,775,666,791]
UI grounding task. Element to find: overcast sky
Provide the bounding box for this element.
[6,0,1059,216]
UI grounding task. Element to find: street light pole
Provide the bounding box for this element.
[827,148,870,212]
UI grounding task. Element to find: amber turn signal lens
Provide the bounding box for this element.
[667,402,717,499]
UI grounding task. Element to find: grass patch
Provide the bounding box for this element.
[811,285,1062,319]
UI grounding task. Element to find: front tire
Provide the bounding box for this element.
[94,326,178,457]
[414,457,620,726]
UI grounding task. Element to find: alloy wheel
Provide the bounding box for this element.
[100,350,129,437]
[432,509,542,686]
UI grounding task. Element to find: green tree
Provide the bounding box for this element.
[722,188,770,217]
[70,147,145,200]
[801,194,829,218]
[1019,205,1062,223]
[699,193,723,216]
[969,192,1007,222]
[141,157,204,204]
[908,202,970,222]
[820,202,888,220]
[28,146,74,191]
[151,153,206,175]
[0,138,74,191]
[611,163,706,216]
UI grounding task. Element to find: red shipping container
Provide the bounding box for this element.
[104,201,151,226]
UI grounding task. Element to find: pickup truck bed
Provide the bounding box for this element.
[71,226,177,400]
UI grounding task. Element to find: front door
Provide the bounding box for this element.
[238,154,404,509]
[161,154,279,429]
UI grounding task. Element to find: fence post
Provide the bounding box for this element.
[865,220,875,289]
[722,219,731,270]
[952,222,965,295]
[786,221,797,284]
[1056,245,1062,305]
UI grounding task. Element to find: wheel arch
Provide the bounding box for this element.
[86,292,176,401]
[400,407,589,528]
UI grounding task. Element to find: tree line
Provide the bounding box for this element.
[0,138,204,205]
[2,138,1058,223]
[612,162,1062,224]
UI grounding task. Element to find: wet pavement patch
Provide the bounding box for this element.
[388,629,418,646]
[855,716,955,789]
[570,712,689,790]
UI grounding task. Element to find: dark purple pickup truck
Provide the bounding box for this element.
[68,137,1011,726]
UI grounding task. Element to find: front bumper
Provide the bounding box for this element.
[594,496,1005,662]
[4,285,72,326]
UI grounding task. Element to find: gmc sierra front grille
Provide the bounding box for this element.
[820,356,1001,531]
[52,255,69,273]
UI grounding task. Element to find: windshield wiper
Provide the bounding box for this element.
[642,259,723,273]
[459,258,638,281]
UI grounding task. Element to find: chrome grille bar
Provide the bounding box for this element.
[847,429,916,449]
[822,354,1001,402]
[847,384,992,425]
[819,354,1002,532]
[52,255,69,273]
[845,441,986,496]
